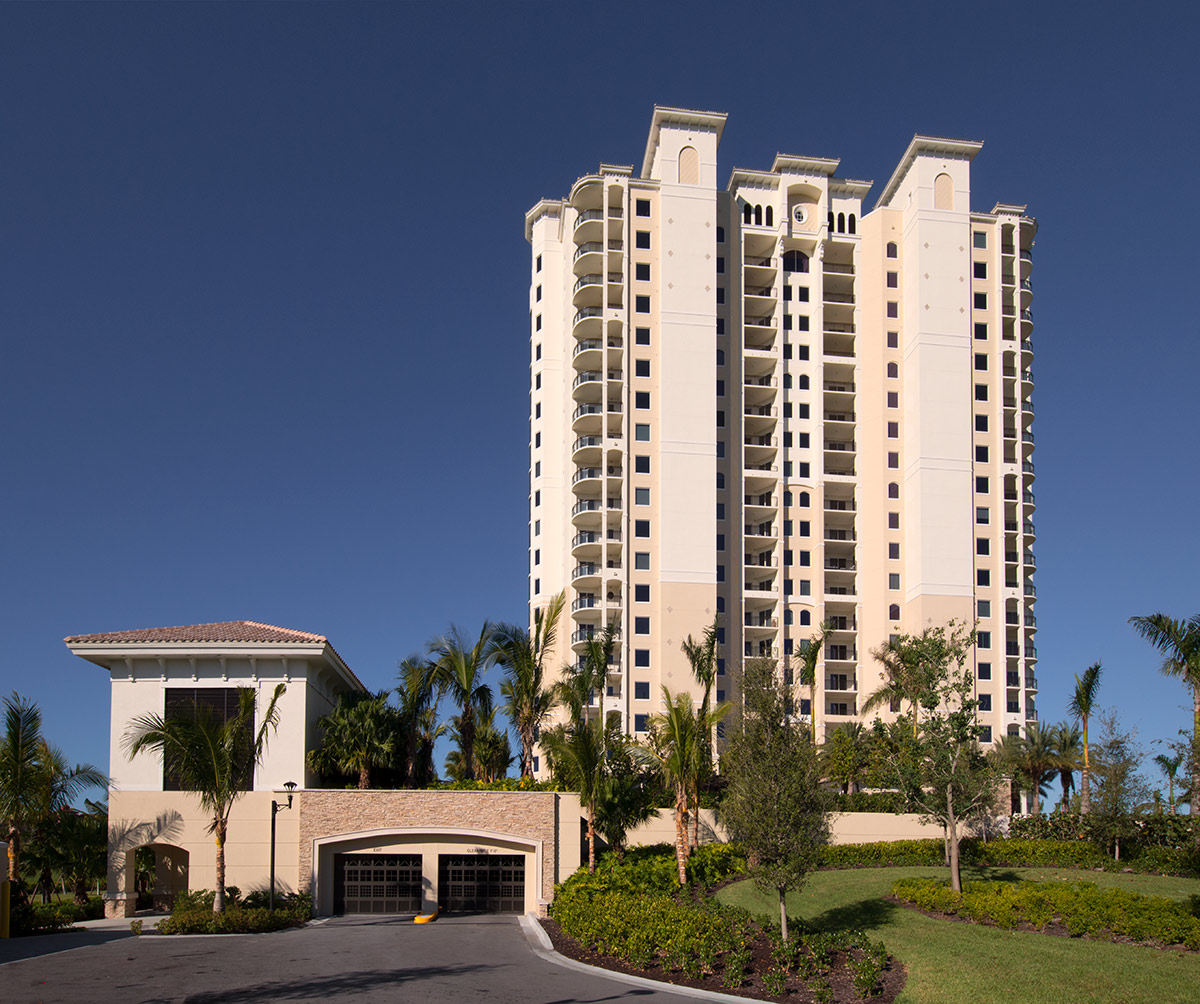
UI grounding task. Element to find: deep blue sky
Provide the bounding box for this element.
[3,2,1197,795]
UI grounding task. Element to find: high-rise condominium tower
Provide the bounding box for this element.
[524,106,1037,758]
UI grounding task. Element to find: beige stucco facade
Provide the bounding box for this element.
[527,109,1038,777]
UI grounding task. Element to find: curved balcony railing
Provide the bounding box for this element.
[574,209,604,228]
[573,274,604,293]
[572,563,599,580]
[573,241,604,262]
[573,338,602,357]
[573,306,603,326]
[572,467,602,485]
[572,404,602,420]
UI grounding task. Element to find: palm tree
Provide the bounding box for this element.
[396,655,437,787]
[306,691,398,789]
[996,723,1059,815]
[592,733,657,862]
[411,706,445,787]
[1067,661,1102,814]
[864,632,943,738]
[540,715,606,872]
[1050,721,1082,811]
[445,707,513,782]
[821,722,872,794]
[124,684,285,913]
[640,688,701,885]
[430,623,495,782]
[681,617,722,848]
[1,692,105,886]
[553,620,615,725]
[795,623,830,742]
[492,592,564,777]
[1129,614,1200,817]
[1153,750,1184,815]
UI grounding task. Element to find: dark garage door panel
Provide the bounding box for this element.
[334,853,423,914]
[437,853,524,913]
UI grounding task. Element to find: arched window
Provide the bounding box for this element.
[765,206,774,227]
[744,204,753,225]
[782,249,809,273]
[800,610,811,626]
[798,491,810,507]
[798,374,809,389]
[887,362,898,378]
[716,226,725,243]
[754,205,763,226]
[889,604,900,620]
[886,241,898,258]
[783,373,792,389]
[828,212,835,231]
[848,214,856,234]
[888,482,899,499]
[837,212,845,233]
[934,173,953,210]
[678,146,699,185]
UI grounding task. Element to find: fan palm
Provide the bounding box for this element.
[681,617,722,848]
[540,715,606,872]
[491,592,564,777]
[306,690,398,789]
[795,622,830,741]
[430,623,495,782]
[996,722,1059,815]
[1129,614,1200,817]
[1153,750,1184,815]
[124,684,284,913]
[1,692,105,885]
[639,688,702,885]
[1067,661,1102,814]
[396,655,437,787]
[1050,721,1082,811]
[864,630,946,737]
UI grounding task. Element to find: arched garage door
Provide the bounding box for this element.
[333,853,422,914]
[437,853,524,913]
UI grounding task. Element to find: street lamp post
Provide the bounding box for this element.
[269,781,297,912]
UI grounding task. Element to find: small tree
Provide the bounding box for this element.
[306,690,399,789]
[720,658,830,941]
[873,622,997,893]
[125,684,284,913]
[1089,709,1151,860]
[821,722,872,794]
[593,732,657,862]
[1068,661,1103,814]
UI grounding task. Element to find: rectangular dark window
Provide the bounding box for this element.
[636,359,650,377]
[886,272,898,288]
[978,662,992,679]
[888,512,899,529]
[975,414,988,432]
[976,445,988,462]
[716,257,725,274]
[976,476,989,494]
[635,649,650,667]
[975,322,988,340]
[635,391,650,409]
[887,392,898,407]
[974,292,988,309]
[887,302,898,318]
[975,384,988,401]
[635,584,650,602]
[975,353,988,371]
[634,617,650,634]
[634,681,650,700]
[635,295,651,313]
[635,231,650,249]
[973,261,987,279]
[716,287,725,304]
[634,714,648,732]
[635,455,650,473]
[978,694,992,711]
[163,689,252,791]
[888,421,898,438]
[887,331,898,348]
[973,231,987,249]
[635,199,651,217]
[635,520,650,538]
[536,254,542,271]
[635,262,650,281]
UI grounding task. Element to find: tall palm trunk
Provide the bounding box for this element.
[1080,716,1091,815]
[1192,686,1200,824]
[520,724,535,778]
[358,765,370,789]
[6,825,20,883]
[586,805,596,873]
[673,787,689,886]
[213,821,227,914]
[461,707,476,782]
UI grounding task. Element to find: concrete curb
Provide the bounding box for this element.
[517,914,761,1004]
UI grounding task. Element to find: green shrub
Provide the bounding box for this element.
[156,890,311,935]
[428,777,560,792]
[819,837,1199,876]
[892,877,1200,950]
[830,791,909,813]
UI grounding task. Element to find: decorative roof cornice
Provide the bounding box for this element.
[641,105,728,178]
[876,134,984,209]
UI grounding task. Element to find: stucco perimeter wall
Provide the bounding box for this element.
[298,790,577,913]
[625,808,942,851]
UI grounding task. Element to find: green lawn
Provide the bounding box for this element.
[717,866,1200,1004]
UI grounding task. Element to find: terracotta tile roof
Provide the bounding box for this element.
[64,620,329,645]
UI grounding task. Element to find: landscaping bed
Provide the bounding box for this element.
[540,915,905,1003]
[890,877,1200,950]
[546,845,903,1003]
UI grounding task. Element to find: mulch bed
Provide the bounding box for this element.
[539,917,907,1003]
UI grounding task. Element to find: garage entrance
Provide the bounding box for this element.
[437,853,525,913]
[333,853,422,914]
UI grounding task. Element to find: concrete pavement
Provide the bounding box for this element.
[0,914,702,1004]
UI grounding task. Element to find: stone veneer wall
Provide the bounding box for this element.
[297,790,563,903]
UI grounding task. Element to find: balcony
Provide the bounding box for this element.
[824,498,856,512]
[1026,674,1038,691]
[1024,584,1037,597]
[824,440,856,453]
[571,563,599,583]
[745,492,776,508]
[825,558,856,571]
[824,411,856,423]
[744,523,777,538]
[825,529,856,541]
[825,646,856,662]
[823,262,854,275]
[744,614,779,628]
[823,381,856,394]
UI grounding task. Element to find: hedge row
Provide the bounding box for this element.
[9,893,105,937]
[892,876,1200,949]
[819,838,1200,876]
[1010,813,1200,849]
[156,890,312,935]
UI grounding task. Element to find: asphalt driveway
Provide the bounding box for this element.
[0,914,700,1004]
